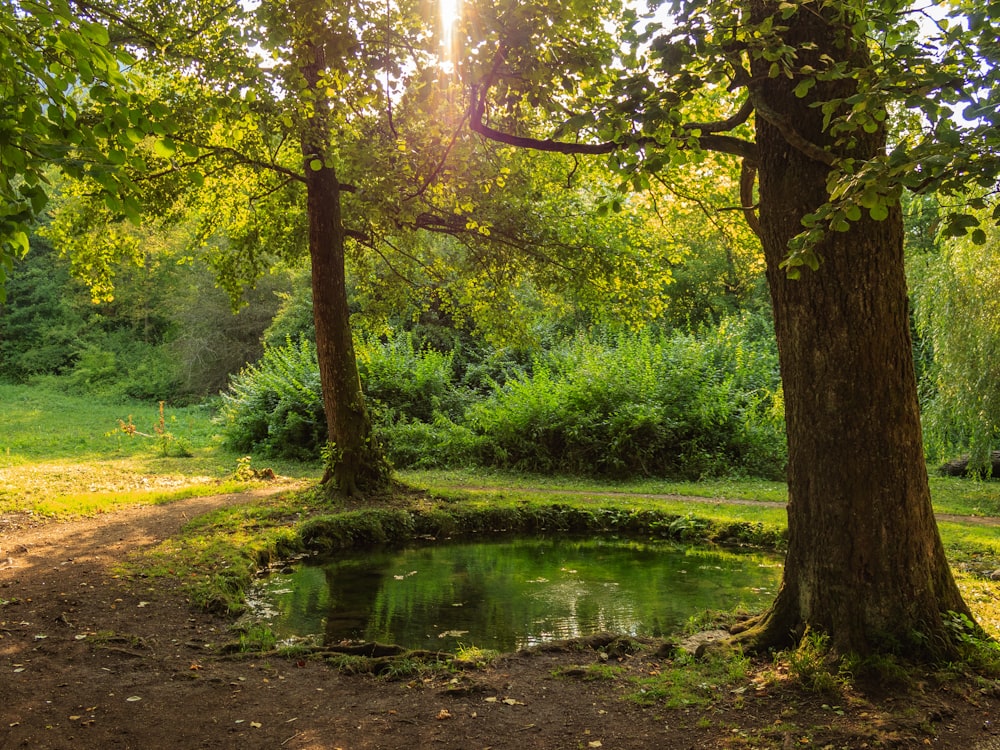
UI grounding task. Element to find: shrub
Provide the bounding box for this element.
[218,316,786,479]
[379,415,482,469]
[356,333,471,424]
[470,317,785,479]
[218,337,325,460]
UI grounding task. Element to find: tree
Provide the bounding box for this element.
[41,0,675,494]
[0,0,148,299]
[462,0,998,657]
[39,0,415,495]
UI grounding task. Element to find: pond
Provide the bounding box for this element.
[247,536,783,653]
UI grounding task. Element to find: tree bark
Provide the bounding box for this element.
[733,1,972,657]
[300,40,389,497]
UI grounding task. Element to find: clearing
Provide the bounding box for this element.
[1,486,998,749]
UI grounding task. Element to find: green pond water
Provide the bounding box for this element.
[249,537,783,653]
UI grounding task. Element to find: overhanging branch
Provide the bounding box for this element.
[470,43,758,164]
[470,87,617,155]
[470,85,758,162]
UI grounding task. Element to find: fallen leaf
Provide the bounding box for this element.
[484,697,498,703]
[126,696,142,702]
[502,698,524,706]
[137,602,150,608]
[588,742,603,748]
[69,716,81,721]
[250,721,262,728]
[436,709,452,720]
[189,663,202,671]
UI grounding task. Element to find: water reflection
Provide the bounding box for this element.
[249,537,782,653]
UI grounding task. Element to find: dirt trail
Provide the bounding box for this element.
[1,485,998,749]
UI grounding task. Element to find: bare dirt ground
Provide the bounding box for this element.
[1,489,999,750]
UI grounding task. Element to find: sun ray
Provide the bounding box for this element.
[439,0,460,67]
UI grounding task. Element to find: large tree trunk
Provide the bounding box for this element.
[300,41,389,497]
[734,1,972,657]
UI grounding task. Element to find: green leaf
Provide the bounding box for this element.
[153,138,177,158]
[793,78,815,98]
[123,195,142,225]
[10,230,30,256]
[869,204,889,221]
[309,159,324,171]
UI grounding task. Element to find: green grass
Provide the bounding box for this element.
[399,468,789,503]
[400,468,1000,517]
[0,382,320,517]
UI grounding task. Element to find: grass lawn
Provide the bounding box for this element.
[0,382,320,517]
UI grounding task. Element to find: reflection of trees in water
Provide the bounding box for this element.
[322,564,389,646]
[291,540,782,651]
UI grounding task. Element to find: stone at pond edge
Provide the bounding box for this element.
[678,629,731,657]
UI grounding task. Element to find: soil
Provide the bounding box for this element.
[2,488,999,750]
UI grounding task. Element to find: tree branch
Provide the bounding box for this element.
[470,86,617,155]
[683,97,754,134]
[750,91,837,166]
[739,161,762,238]
[469,44,757,163]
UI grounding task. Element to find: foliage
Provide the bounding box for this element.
[0,237,89,379]
[912,212,1000,474]
[218,337,325,461]
[470,315,785,479]
[0,0,155,294]
[219,315,785,478]
[0,227,287,401]
[357,333,470,425]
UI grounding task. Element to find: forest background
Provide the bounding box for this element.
[0,182,994,483]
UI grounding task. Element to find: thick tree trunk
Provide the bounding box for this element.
[300,41,389,497]
[734,1,972,657]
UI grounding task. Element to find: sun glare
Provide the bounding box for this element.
[440,0,460,67]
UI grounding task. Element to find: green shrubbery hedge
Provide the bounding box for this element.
[218,314,787,479]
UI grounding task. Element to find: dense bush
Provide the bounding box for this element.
[218,338,325,460]
[469,316,785,479]
[357,334,471,425]
[219,333,480,464]
[219,316,787,479]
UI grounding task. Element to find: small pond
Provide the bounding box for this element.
[247,537,783,653]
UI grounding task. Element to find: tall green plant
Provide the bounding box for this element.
[912,212,1000,473]
[470,317,785,479]
[219,338,325,460]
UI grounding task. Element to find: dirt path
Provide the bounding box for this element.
[1,487,998,749]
